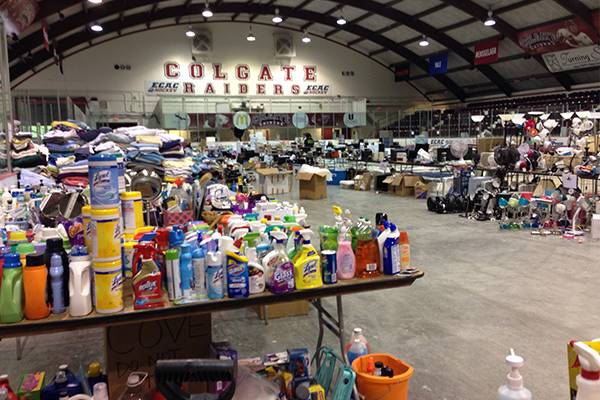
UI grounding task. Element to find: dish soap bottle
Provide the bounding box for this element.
[293,229,323,290]
[262,231,295,294]
[354,222,380,279]
[132,243,164,310]
[497,349,532,400]
[336,227,356,280]
[572,341,600,400]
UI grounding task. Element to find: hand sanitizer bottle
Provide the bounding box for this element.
[497,349,532,400]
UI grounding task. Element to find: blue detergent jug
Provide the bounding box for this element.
[41,365,83,400]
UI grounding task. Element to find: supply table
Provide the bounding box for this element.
[0,271,424,395]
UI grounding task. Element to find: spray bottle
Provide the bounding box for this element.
[245,245,265,294]
[132,243,164,310]
[383,224,401,276]
[293,229,323,290]
[262,230,295,294]
[193,244,207,300]
[377,221,391,270]
[497,349,532,400]
[206,251,224,300]
[165,248,182,302]
[572,341,600,400]
[179,243,194,301]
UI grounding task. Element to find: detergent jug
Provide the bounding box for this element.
[0,253,23,323]
[41,365,84,400]
[293,230,323,290]
[23,253,50,320]
[132,243,164,310]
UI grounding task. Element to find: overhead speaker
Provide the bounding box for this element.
[273,32,296,58]
[191,30,213,55]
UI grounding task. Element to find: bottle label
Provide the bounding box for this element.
[366,263,377,272]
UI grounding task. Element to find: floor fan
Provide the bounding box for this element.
[450,140,469,165]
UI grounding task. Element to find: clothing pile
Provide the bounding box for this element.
[8,132,47,169]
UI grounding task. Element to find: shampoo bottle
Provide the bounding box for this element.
[572,341,600,400]
[497,349,532,400]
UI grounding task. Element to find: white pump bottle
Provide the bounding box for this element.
[573,341,600,400]
[497,349,532,400]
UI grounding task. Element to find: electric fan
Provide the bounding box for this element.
[450,140,469,165]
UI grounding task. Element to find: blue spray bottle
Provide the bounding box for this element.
[383,224,401,275]
[179,244,194,301]
[50,253,65,314]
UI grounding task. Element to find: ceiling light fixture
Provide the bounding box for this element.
[272,8,283,24]
[246,25,256,42]
[302,30,311,43]
[419,35,429,47]
[88,0,102,4]
[185,26,195,37]
[336,8,346,25]
[90,22,103,32]
[484,8,496,26]
[202,1,213,18]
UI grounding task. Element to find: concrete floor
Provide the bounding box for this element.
[2,186,599,399]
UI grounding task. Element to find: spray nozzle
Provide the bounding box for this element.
[383,220,390,229]
[505,348,525,390]
[389,223,397,232]
[271,230,287,243]
[299,229,314,243]
[572,341,600,378]
[134,243,160,260]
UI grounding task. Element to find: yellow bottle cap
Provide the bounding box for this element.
[120,191,142,201]
[87,362,103,377]
[9,231,27,242]
[82,205,92,217]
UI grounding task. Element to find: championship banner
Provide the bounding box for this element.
[518,12,600,55]
[474,39,499,65]
[393,63,410,82]
[428,53,448,75]
[542,44,600,72]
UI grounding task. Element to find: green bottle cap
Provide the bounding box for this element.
[166,249,179,260]
[16,242,35,256]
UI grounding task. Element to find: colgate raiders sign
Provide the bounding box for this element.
[145,62,331,96]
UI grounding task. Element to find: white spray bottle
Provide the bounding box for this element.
[497,349,532,400]
[572,341,600,400]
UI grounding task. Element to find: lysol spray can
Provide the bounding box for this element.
[206,251,224,299]
[165,249,182,301]
[88,153,119,208]
[321,250,337,284]
[193,248,207,300]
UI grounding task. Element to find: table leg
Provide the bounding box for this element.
[311,296,345,360]
[16,336,28,360]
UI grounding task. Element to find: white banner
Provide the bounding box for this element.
[542,45,600,72]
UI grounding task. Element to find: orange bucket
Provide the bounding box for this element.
[351,354,414,400]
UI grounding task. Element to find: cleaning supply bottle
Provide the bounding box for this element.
[0,253,23,324]
[45,238,70,308]
[377,221,391,270]
[41,365,84,400]
[23,253,50,320]
[225,251,250,298]
[293,229,323,290]
[344,327,372,354]
[206,251,224,299]
[354,223,380,279]
[50,253,65,314]
[497,349,532,400]
[383,224,401,276]
[86,362,107,390]
[336,227,356,280]
[245,246,265,294]
[117,372,149,400]
[68,248,92,317]
[399,231,411,271]
[572,341,600,400]
[262,231,295,294]
[192,245,207,300]
[0,375,17,400]
[179,243,194,301]
[165,248,182,301]
[132,243,164,309]
[346,337,369,365]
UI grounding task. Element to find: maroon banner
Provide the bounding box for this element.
[518,12,600,55]
[474,39,499,65]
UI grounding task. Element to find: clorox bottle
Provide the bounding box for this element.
[293,229,323,290]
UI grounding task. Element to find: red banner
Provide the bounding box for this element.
[517,12,600,55]
[0,0,39,35]
[474,39,499,65]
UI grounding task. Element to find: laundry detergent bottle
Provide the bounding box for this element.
[497,349,532,400]
[0,253,23,323]
[293,229,323,290]
[572,341,600,400]
[132,243,164,310]
[262,231,295,294]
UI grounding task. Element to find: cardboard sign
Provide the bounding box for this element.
[474,39,499,65]
[105,314,211,398]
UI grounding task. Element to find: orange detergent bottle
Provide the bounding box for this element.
[354,221,380,278]
[23,253,50,320]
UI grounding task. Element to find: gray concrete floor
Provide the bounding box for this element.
[2,186,599,399]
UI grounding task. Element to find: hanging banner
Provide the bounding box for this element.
[517,12,600,55]
[0,0,39,35]
[542,44,600,72]
[474,39,499,65]
[393,63,410,82]
[429,53,448,75]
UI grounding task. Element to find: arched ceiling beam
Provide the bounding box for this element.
[440,0,575,91]
[552,0,598,34]
[335,0,513,96]
[10,2,467,100]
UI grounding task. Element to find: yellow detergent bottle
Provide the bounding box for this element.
[293,229,323,290]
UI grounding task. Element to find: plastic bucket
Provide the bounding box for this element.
[351,354,414,400]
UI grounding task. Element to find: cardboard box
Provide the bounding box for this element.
[255,168,293,195]
[254,300,310,320]
[298,170,328,200]
[389,174,423,196]
[414,180,428,199]
[340,180,355,189]
[354,172,373,191]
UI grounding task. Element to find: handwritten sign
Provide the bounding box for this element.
[105,314,211,398]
